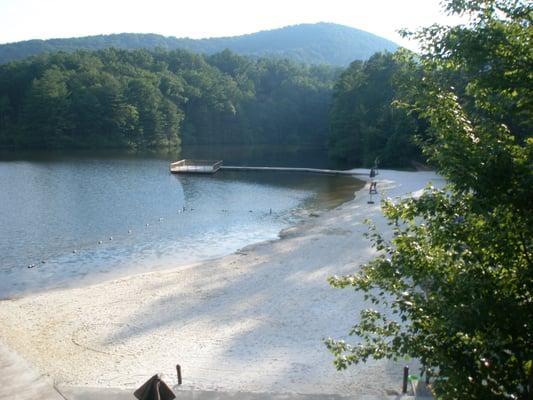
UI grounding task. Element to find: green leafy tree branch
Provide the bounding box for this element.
[326,1,532,398]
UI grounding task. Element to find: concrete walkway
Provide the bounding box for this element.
[0,341,64,400]
[58,386,404,400]
[0,339,428,400]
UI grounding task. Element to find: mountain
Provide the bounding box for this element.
[0,23,399,66]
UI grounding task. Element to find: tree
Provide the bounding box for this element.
[326,1,532,399]
[22,66,73,147]
[328,52,423,167]
[0,48,338,150]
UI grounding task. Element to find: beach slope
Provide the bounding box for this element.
[0,170,442,397]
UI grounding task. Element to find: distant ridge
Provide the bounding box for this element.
[0,23,399,66]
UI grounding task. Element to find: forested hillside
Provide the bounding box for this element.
[0,48,337,149]
[0,23,398,66]
[328,52,423,167]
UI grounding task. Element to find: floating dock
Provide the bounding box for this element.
[170,159,362,176]
[170,159,223,174]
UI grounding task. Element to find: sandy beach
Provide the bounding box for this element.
[0,170,442,398]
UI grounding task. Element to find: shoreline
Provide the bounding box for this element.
[0,169,443,397]
[0,168,363,302]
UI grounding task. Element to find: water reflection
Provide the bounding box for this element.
[0,147,362,298]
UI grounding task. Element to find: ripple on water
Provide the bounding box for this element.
[0,154,362,298]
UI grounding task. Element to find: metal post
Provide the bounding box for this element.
[176,364,182,385]
[402,365,409,394]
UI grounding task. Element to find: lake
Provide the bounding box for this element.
[0,147,363,298]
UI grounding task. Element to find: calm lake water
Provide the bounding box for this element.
[0,147,363,298]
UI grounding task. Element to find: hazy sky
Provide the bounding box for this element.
[0,0,463,49]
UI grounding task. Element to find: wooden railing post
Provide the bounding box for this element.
[402,365,409,393]
[176,364,182,385]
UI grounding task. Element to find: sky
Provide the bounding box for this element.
[0,0,464,49]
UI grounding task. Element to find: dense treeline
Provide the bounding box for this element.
[0,47,425,167]
[328,52,423,167]
[0,48,338,149]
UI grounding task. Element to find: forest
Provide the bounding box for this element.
[0,23,398,66]
[0,48,337,150]
[328,52,424,167]
[0,46,425,167]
